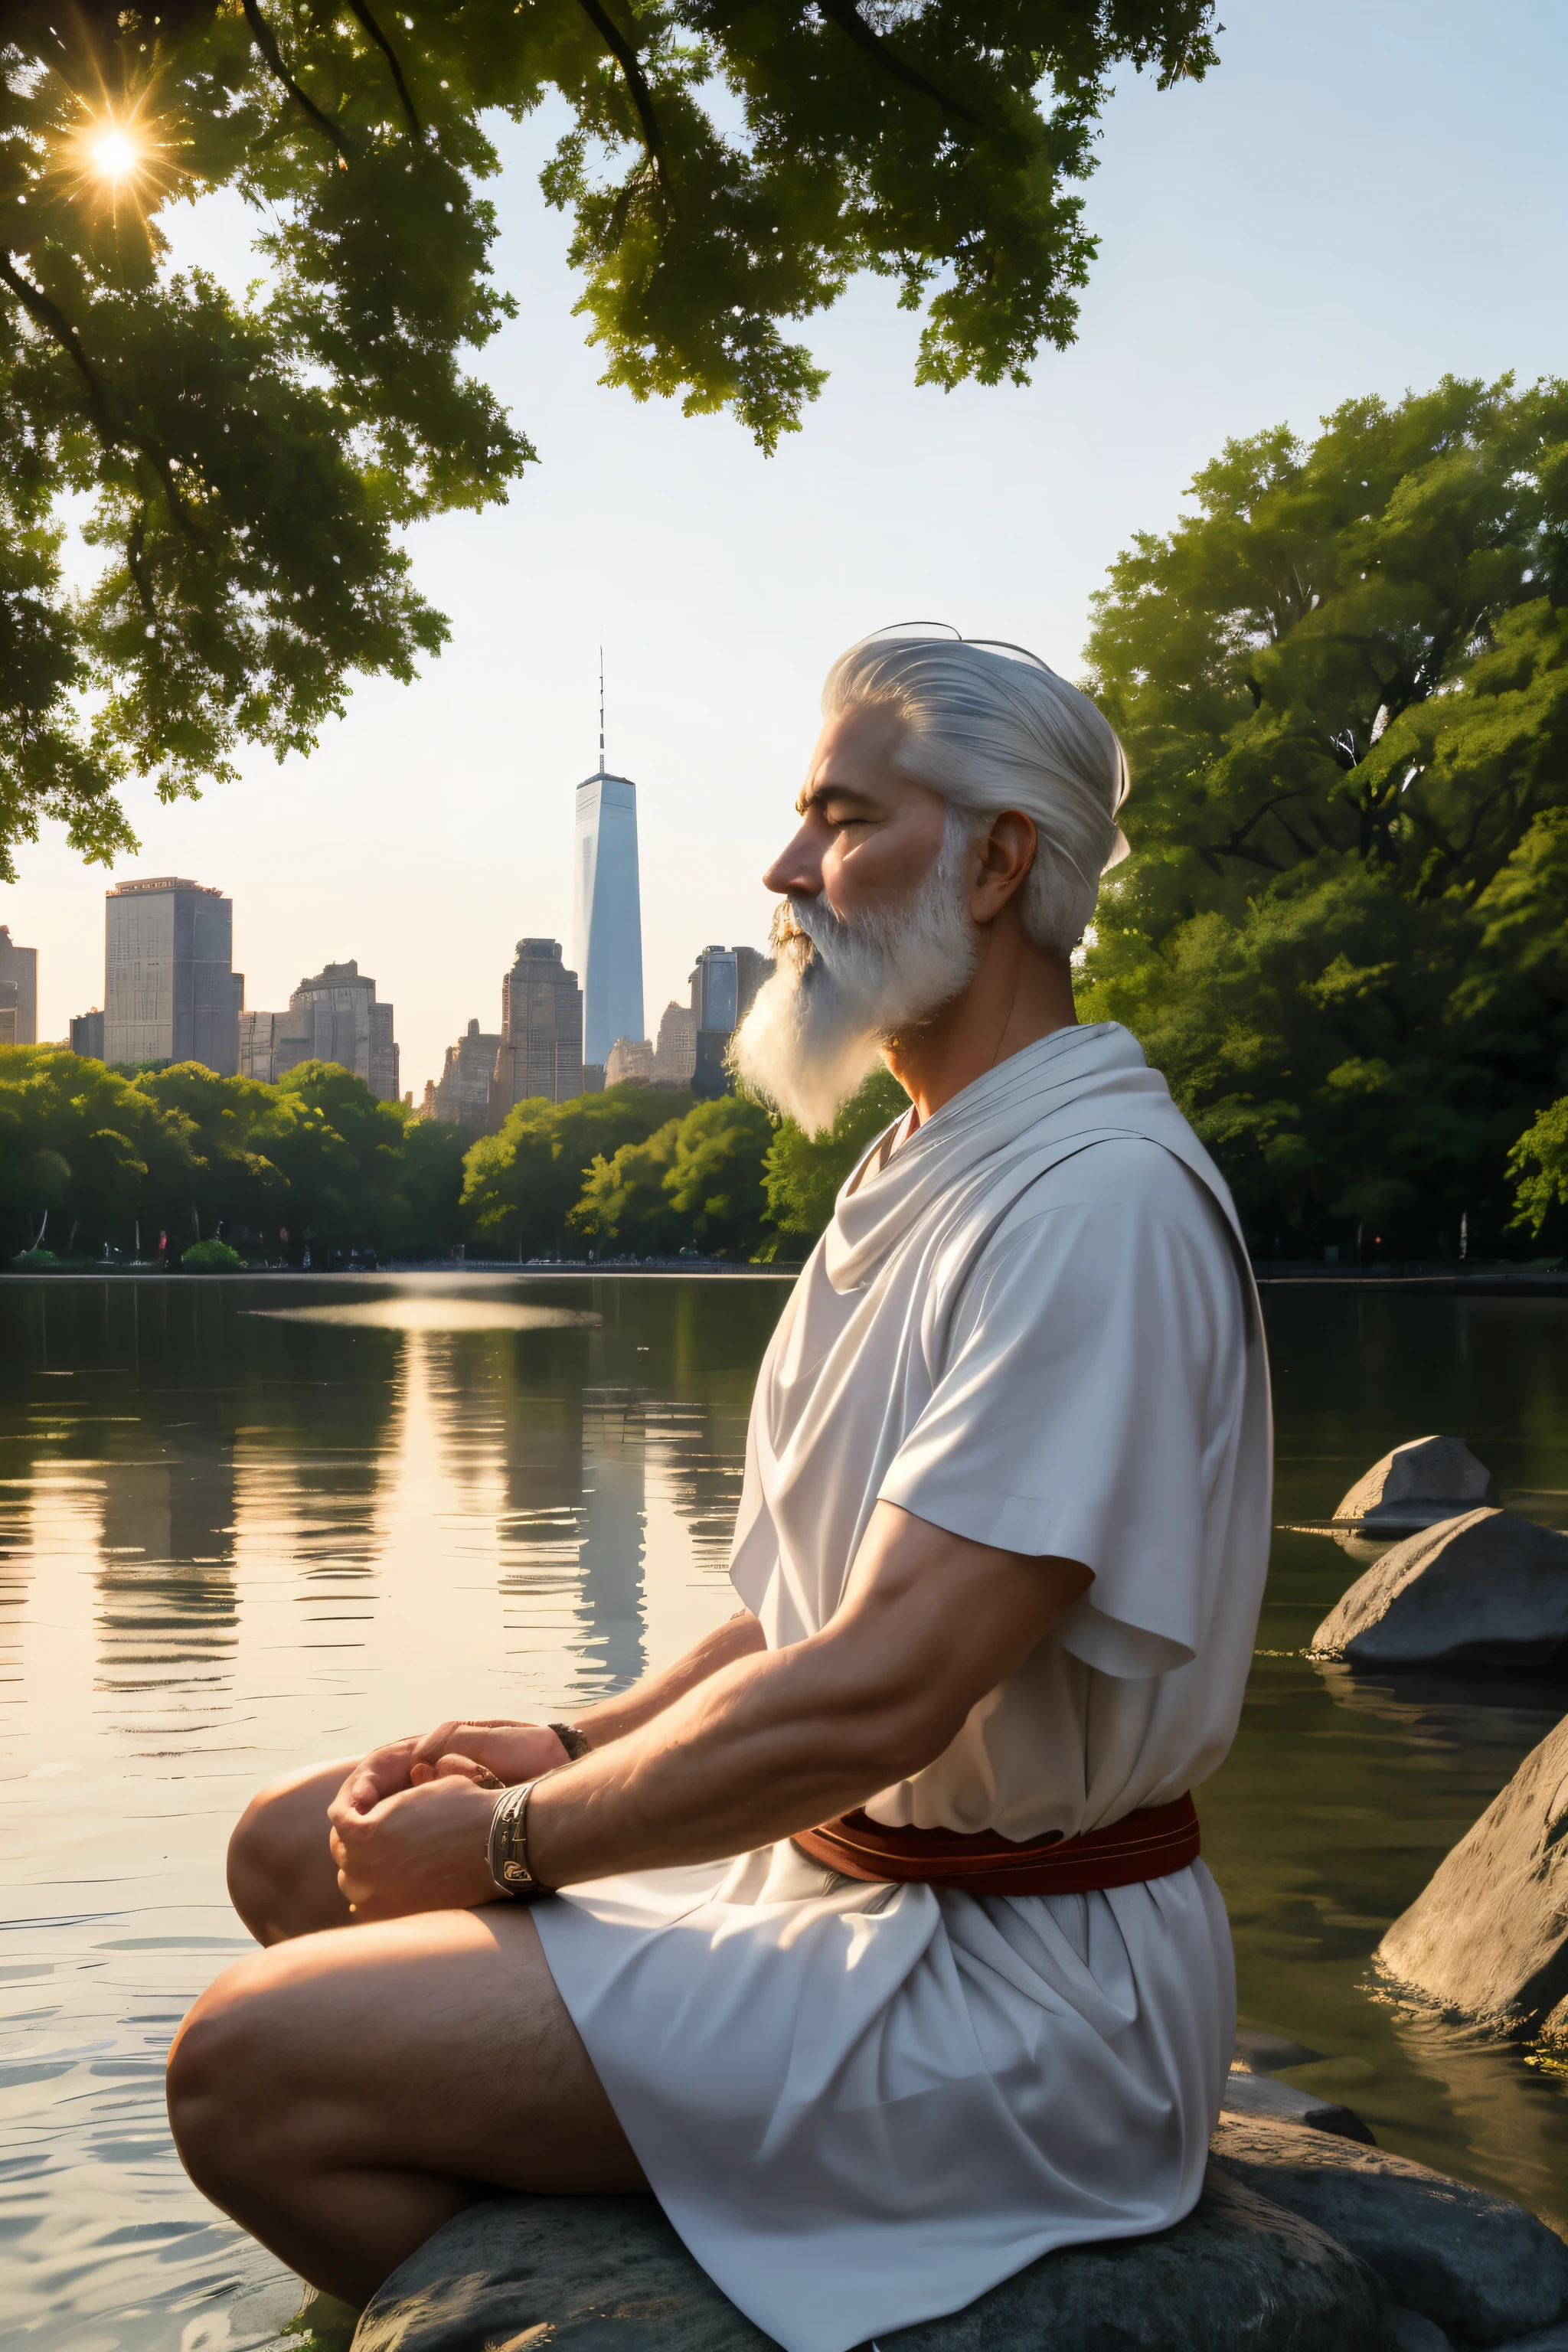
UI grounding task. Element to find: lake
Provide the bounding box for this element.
[2,1272,1566,2350]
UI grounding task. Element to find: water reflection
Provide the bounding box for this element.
[4,1273,1568,2347]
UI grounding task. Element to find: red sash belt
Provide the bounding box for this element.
[792,1792,1200,1896]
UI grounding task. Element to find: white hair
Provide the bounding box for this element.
[822,634,1130,954]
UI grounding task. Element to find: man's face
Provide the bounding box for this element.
[763,702,950,923]
[732,700,981,1135]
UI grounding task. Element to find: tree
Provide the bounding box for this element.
[760,1065,907,1254]
[663,1096,773,1257]
[1079,376,1568,1254]
[2,2,1220,875]
[462,1083,693,1256]
[570,1093,774,1256]
[0,1042,185,1250]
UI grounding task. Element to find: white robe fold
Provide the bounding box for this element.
[535,1021,1273,2352]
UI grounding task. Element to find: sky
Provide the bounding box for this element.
[6,0,1567,1099]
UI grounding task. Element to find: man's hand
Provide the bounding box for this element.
[335,1720,573,1821]
[328,1762,501,1921]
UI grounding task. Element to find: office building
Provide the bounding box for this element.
[432,1018,501,1132]
[0,926,38,1044]
[104,877,239,1073]
[70,1008,105,1060]
[488,939,583,1122]
[689,943,772,1099]
[604,1035,653,1088]
[574,760,643,1068]
[0,980,17,1047]
[266,959,400,1101]
[652,1000,697,1088]
[237,1008,285,1083]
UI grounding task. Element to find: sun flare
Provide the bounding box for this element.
[90,126,145,185]
[60,94,180,224]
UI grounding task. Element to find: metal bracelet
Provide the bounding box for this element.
[547,1720,593,1761]
[486,1775,554,1900]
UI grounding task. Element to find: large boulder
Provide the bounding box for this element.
[1378,1712,1568,2034]
[1209,2112,1568,2346]
[1334,1437,1491,1533]
[1310,1509,1568,1664]
[352,2169,1388,2352]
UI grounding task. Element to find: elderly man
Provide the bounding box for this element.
[168,630,1271,2352]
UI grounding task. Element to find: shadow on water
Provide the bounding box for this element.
[2,1272,1568,2342]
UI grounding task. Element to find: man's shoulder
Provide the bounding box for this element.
[989,1134,1230,1257]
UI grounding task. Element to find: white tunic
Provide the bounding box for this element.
[535,1022,1273,2352]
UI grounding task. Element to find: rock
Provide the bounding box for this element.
[1333,1436,1491,1532]
[354,2169,1389,2352]
[875,2172,1387,2350]
[1309,1508,1568,1664]
[1221,2064,1376,2144]
[354,2114,1568,2352]
[351,2192,774,2350]
[1210,2112,1568,2345]
[1233,2027,1321,2072]
[1378,1712,1568,2033]
[1387,2314,1455,2352]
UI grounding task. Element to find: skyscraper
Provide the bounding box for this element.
[104,877,239,1074]
[488,939,583,1120]
[573,678,643,1071]
[689,943,772,1098]
[272,959,400,1101]
[0,927,38,1044]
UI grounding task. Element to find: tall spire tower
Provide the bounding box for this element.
[573,655,643,1072]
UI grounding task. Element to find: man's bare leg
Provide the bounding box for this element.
[166,1903,648,2309]
[227,1758,359,1945]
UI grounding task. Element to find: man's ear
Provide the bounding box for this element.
[971,811,1037,922]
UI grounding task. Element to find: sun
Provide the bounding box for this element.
[59,93,181,226]
[90,126,146,185]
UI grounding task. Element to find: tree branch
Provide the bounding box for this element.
[575,0,669,197]
[0,248,117,443]
[241,0,351,160]
[342,0,423,139]
[815,0,984,127]
[0,249,200,541]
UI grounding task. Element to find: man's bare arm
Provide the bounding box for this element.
[334,1611,766,1818]
[330,1505,1091,1917]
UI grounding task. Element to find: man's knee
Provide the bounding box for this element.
[227,1760,351,1944]
[167,1959,286,2191]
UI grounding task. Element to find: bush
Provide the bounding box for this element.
[181,1238,247,1272]
[11,1247,59,1269]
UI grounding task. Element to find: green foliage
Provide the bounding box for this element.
[0,1045,466,1257]
[1080,376,1568,1253]
[181,1235,244,1269]
[760,1066,910,1253]
[568,1093,774,1257]
[462,1085,694,1256]
[1508,1098,1568,1239]
[1,2,1219,874]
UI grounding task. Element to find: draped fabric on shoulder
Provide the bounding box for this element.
[534,1021,1274,2352]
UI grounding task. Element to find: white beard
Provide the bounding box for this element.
[731,814,979,1136]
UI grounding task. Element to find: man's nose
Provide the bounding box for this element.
[763,822,824,900]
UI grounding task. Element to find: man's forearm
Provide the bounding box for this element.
[572,1609,765,1748]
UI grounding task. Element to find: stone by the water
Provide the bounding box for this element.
[1378,1712,1568,2034]
[1220,2063,1376,2143]
[1209,2112,1568,2345]
[349,2109,1568,2352]
[1333,1436,1491,1532]
[1309,1508,1568,1664]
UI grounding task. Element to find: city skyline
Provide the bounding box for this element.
[1,1,1560,1097]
